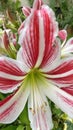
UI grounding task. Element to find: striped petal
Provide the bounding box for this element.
[39,5,58,67]
[19,5,58,68]
[0,57,25,93]
[28,91,53,130]
[47,58,73,86]
[17,47,31,72]
[62,38,73,57]
[22,6,31,17]
[62,86,73,96]
[0,83,30,124]
[27,71,53,130]
[19,10,45,68]
[58,30,67,41]
[3,31,9,49]
[33,0,43,10]
[43,83,73,118]
[18,21,25,34]
[41,39,61,72]
[18,13,32,36]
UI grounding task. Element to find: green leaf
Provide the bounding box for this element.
[1,125,17,130]
[65,120,73,130]
[26,125,32,130]
[0,93,5,100]
[19,104,30,124]
[16,125,24,130]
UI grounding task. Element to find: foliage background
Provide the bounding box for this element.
[0,0,73,130]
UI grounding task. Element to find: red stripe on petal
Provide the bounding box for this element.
[40,7,58,67]
[41,110,50,129]
[44,84,73,118]
[0,57,24,93]
[0,58,25,76]
[33,0,43,10]
[21,11,39,68]
[49,60,73,75]
[41,40,60,71]
[0,86,30,123]
[22,7,31,17]
[40,9,52,66]
[62,86,73,96]
[52,74,73,84]
[0,95,13,106]
[48,59,73,86]
[0,77,21,90]
[3,31,9,49]
[0,103,16,120]
[19,5,58,68]
[58,30,67,41]
[0,95,17,121]
[57,92,73,106]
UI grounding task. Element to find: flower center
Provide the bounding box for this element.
[26,68,45,84]
[25,68,48,115]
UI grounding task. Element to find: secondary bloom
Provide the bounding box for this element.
[0,29,17,58]
[0,0,73,130]
[0,30,10,51]
[58,29,73,57]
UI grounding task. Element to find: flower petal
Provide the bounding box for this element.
[28,94,53,130]
[0,57,25,75]
[22,6,31,17]
[27,72,53,130]
[19,5,58,68]
[47,58,73,86]
[62,86,73,96]
[17,47,31,72]
[0,57,25,93]
[43,83,73,118]
[40,5,58,67]
[62,38,73,57]
[18,12,32,35]
[0,82,30,124]
[18,21,25,34]
[33,0,43,10]
[41,39,61,72]
[19,10,45,68]
[34,11,45,67]
[3,31,9,49]
[58,30,67,41]
[0,78,21,94]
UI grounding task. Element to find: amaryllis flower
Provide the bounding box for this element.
[0,30,9,49]
[0,29,17,58]
[59,29,73,57]
[0,0,73,130]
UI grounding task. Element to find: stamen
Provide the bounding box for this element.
[29,108,35,115]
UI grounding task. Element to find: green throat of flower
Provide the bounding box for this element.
[22,68,47,89]
[27,68,45,84]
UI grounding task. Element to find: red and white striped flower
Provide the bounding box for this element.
[59,29,73,57]
[0,29,17,58]
[0,30,10,49]
[0,0,73,130]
